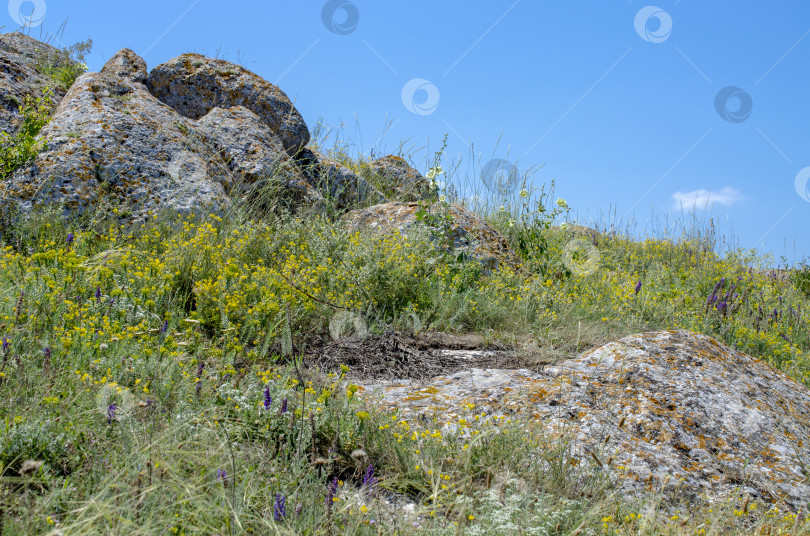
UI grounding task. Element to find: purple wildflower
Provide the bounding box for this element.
[326,476,338,509]
[107,403,117,423]
[362,464,378,494]
[280,398,288,414]
[263,387,272,410]
[274,493,286,521]
[95,286,101,302]
[1,337,9,353]
[217,468,227,485]
[294,503,303,517]
[66,232,74,247]
[634,281,642,295]
[161,320,168,334]
[43,347,51,359]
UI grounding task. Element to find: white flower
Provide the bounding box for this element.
[499,205,506,212]
[439,195,446,202]
[519,189,528,198]
[426,166,443,180]
[555,198,568,209]
[560,222,569,229]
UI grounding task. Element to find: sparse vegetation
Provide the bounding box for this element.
[0,89,52,179]
[33,38,92,91]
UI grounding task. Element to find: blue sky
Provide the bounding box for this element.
[6,1,810,266]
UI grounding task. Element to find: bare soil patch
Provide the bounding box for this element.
[302,330,527,381]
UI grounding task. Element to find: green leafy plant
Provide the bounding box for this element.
[0,90,53,179]
[496,178,570,275]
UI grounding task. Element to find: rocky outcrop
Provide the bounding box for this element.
[344,201,521,271]
[1,46,327,218]
[297,147,386,211]
[362,155,435,202]
[357,330,810,511]
[145,54,309,155]
[0,35,520,271]
[0,33,66,135]
[1,49,233,216]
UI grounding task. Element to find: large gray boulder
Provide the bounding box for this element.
[359,330,810,511]
[196,106,324,210]
[2,48,232,217]
[145,54,309,155]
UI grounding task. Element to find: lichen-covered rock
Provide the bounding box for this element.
[196,106,324,209]
[145,54,309,155]
[358,330,810,511]
[296,147,386,211]
[2,48,232,217]
[101,47,147,83]
[0,32,60,64]
[344,201,520,271]
[363,155,435,202]
[0,33,65,135]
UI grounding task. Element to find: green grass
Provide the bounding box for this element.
[0,68,809,534]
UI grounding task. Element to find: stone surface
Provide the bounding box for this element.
[1,48,233,217]
[344,201,521,271]
[0,32,60,64]
[196,106,324,209]
[357,330,810,511]
[100,47,147,83]
[0,33,65,135]
[296,147,386,211]
[363,155,435,202]
[146,53,309,155]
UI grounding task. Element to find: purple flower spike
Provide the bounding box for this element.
[634,281,642,295]
[274,493,286,521]
[263,387,272,410]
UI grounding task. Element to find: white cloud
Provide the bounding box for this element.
[670,186,743,210]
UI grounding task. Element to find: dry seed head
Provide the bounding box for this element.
[19,459,43,476]
[351,449,367,460]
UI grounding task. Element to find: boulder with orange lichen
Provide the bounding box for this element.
[1,48,233,218]
[145,53,309,155]
[357,330,810,511]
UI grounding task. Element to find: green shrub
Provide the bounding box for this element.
[34,38,92,91]
[0,90,52,179]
